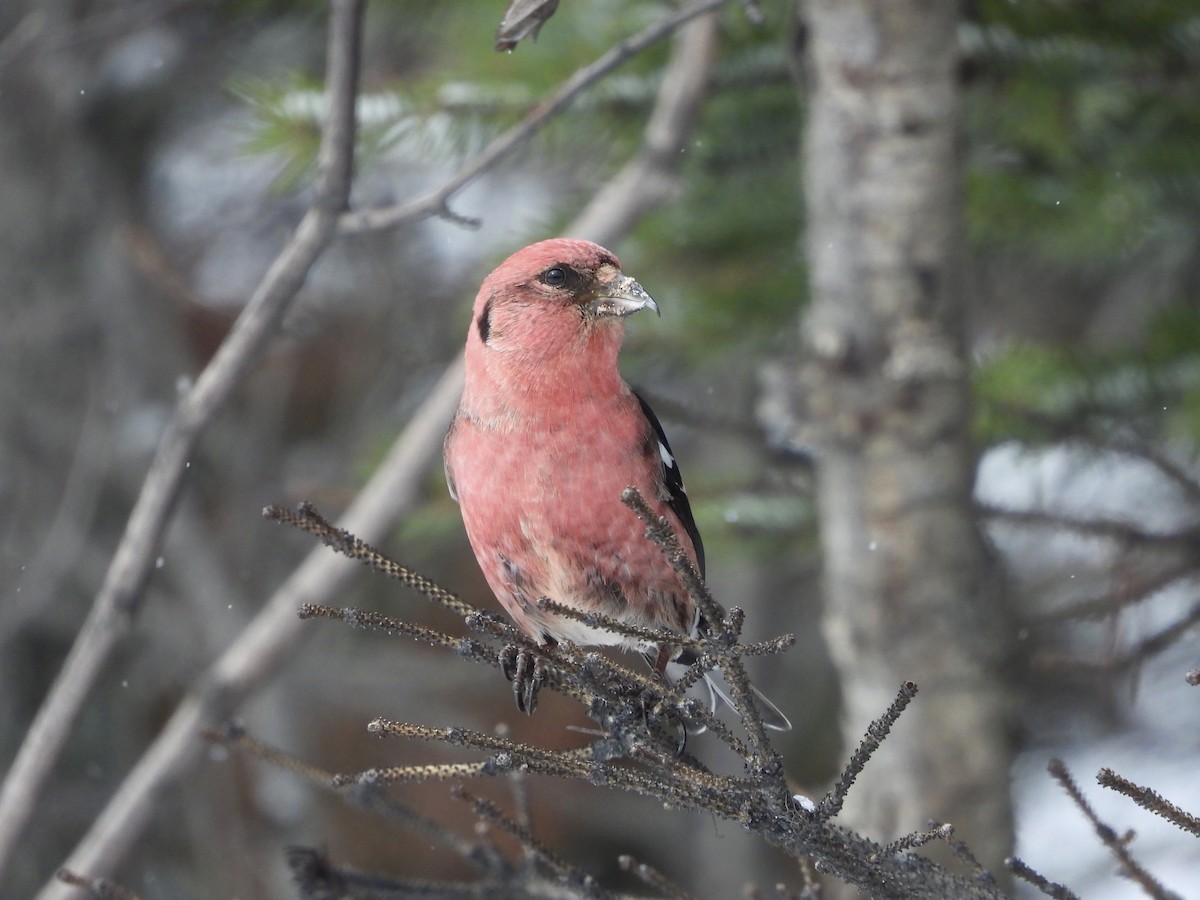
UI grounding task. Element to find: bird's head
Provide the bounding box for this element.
[468,239,658,365]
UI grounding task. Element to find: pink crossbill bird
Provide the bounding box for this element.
[443,238,789,732]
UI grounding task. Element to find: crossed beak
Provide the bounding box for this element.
[588,274,660,318]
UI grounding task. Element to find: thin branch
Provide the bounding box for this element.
[205,723,495,863]
[1037,600,1200,678]
[267,502,482,620]
[1030,563,1194,625]
[1048,759,1184,900]
[535,596,706,653]
[337,0,734,234]
[1097,768,1200,838]
[1101,439,1200,508]
[286,846,486,900]
[815,682,919,822]
[0,0,365,883]
[979,503,1198,549]
[1006,857,1081,900]
[946,831,999,889]
[870,822,954,861]
[452,787,605,896]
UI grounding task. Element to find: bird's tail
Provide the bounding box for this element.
[664,659,792,734]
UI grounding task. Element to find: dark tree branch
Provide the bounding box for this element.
[815,682,918,823]
[1097,768,1200,838]
[1005,857,1080,900]
[265,510,1007,898]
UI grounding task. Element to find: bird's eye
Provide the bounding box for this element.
[541,266,568,288]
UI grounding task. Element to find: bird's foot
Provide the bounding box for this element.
[499,644,546,715]
[635,688,689,757]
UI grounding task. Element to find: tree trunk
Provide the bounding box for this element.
[798,0,1015,883]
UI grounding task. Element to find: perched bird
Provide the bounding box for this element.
[443,238,789,731]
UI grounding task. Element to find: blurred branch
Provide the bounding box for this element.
[337,0,734,235]
[11,1,366,888]
[1047,759,1183,900]
[35,359,464,900]
[53,870,142,900]
[1103,440,1200,508]
[38,2,731,892]
[565,10,720,243]
[979,503,1200,549]
[1030,561,1193,625]
[0,379,113,636]
[1032,599,1200,679]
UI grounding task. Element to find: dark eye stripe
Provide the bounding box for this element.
[477,297,493,344]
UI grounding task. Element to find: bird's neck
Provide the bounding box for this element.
[462,325,628,426]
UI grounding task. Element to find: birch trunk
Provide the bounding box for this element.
[798,0,1015,881]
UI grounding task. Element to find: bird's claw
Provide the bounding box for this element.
[500,645,546,715]
[637,689,689,756]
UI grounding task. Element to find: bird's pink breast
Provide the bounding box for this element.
[446,390,696,647]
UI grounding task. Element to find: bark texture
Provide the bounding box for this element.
[799,0,1015,879]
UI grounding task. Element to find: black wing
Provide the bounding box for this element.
[634,391,705,578]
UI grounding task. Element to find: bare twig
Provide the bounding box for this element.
[815,682,919,823]
[1030,562,1194,625]
[1048,759,1183,900]
[1097,768,1200,838]
[337,0,734,234]
[870,822,954,861]
[1006,856,1080,900]
[452,787,604,895]
[215,725,505,876]
[1037,600,1200,678]
[291,549,1006,896]
[945,831,998,888]
[267,502,491,620]
[1102,439,1200,508]
[0,0,364,883]
[979,504,1198,550]
[286,846,487,900]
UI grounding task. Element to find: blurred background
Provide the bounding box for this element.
[2,0,1199,897]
